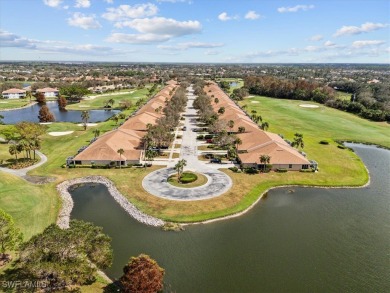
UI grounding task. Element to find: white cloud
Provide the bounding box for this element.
[68,13,102,30]
[334,22,389,37]
[158,42,224,50]
[104,0,113,3]
[0,30,122,56]
[114,17,201,36]
[106,33,170,44]
[75,0,91,8]
[305,45,321,52]
[352,40,386,48]
[245,11,260,20]
[309,34,323,41]
[324,40,336,47]
[277,5,314,13]
[102,3,158,21]
[218,12,238,21]
[43,0,63,8]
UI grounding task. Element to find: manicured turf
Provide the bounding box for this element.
[335,90,353,101]
[0,99,33,110]
[66,88,152,110]
[168,172,208,188]
[0,173,59,240]
[242,96,389,148]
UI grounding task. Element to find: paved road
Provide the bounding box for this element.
[0,151,48,178]
[142,86,233,201]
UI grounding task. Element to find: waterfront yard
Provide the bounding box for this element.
[0,99,33,110]
[0,94,388,236]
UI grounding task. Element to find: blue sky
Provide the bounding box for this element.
[0,0,389,63]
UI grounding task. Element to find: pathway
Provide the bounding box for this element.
[142,86,233,201]
[0,151,48,178]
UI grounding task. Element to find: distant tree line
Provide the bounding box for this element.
[244,76,390,122]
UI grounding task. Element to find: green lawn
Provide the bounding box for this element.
[335,90,353,101]
[66,88,152,110]
[241,96,389,148]
[0,99,34,110]
[0,173,59,240]
[1,91,388,291]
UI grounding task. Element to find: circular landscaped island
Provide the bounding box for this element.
[168,171,208,188]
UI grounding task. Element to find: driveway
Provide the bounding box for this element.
[142,86,233,201]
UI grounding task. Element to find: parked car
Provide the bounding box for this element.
[210,158,221,163]
[206,139,213,143]
[182,126,187,131]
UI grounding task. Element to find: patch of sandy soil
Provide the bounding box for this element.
[48,131,74,136]
[251,101,260,103]
[299,104,319,108]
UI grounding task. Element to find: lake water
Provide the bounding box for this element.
[230,82,238,87]
[0,102,119,124]
[70,144,390,292]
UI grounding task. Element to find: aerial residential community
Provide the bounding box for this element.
[0,0,389,292]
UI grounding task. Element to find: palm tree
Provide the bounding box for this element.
[174,159,187,182]
[0,114,4,125]
[117,148,124,169]
[214,97,219,104]
[238,126,245,133]
[108,98,115,107]
[292,133,304,149]
[234,137,242,151]
[93,129,100,138]
[81,110,90,130]
[260,154,271,172]
[26,91,32,103]
[218,107,225,115]
[261,121,269,131]
[9,144,20,161]
[228,120,234,134]
[145,149,157,166]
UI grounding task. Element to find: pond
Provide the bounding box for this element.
[70,144,390,292]
[0,101,119,124]
[230,82,238,87]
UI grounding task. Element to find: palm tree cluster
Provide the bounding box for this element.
[174,159,187,182]
[142,84,188,149]
[7,122,46,163]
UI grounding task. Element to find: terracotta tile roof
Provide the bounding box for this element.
[205,81,310,166]
[2,88,26,94]
[74,84,177,163]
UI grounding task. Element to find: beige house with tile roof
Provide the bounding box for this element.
[71,83,177,166]
[205,82,311,171]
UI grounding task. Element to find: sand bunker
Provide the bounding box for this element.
[78,105,90,108]
[248,95,255,98]
[48,131,74,136]
[299,104,319,108]
[0,101,9,103]
[251,101,260,104]
[39,122,53,125]
[77,123,98,127]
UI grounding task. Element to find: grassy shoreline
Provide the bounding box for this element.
[0,94,387,235]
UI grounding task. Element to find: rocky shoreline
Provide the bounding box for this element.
[56,176,165,229]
